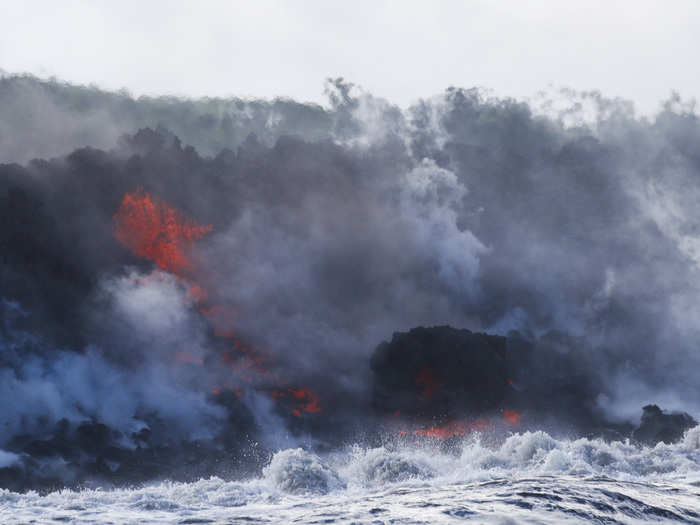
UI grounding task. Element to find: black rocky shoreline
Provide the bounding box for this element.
[1,326,695,493]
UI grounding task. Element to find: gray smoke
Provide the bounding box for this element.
[1,73,700,459]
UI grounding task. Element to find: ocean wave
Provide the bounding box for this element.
[2,428,700,523]
[263,448,345,495]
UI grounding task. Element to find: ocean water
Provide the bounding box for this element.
[2,427,700,524]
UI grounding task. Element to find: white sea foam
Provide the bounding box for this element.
[2,427,700,523]
[263,448,345,494]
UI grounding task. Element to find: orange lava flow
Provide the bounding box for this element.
[503,409,521,425]
[289,387,323,414]
[113,189,323,418]
[114,188,212,276]
[413,418,494,439]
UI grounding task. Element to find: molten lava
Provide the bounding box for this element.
[414,418,494,439]
[114,189,323,419]
[503,409,521,425]
[400,410,522,440]
[114,189,212,276]
[289,387,323,414]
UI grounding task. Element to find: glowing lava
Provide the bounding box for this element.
[413,418,494,439]
[401,411,522,440]
[503,409,521,425]
[289,388,322,415]
[114,189,323,418]
[114,188,212,276]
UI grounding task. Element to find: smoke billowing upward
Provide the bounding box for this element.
[1,74,700,489]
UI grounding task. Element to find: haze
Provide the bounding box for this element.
[2,0,699,113]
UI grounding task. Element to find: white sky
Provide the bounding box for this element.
[1,1,699,114]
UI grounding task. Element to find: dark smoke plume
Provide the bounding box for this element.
[1,74,700,489]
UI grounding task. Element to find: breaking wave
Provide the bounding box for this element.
[263,448,345,494]
[2,428,700,523]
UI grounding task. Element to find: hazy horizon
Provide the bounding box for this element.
[3,1,700,114]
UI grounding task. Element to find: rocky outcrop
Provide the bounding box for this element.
[632,404,697,446]
[0,392,266,493]
[369,326,699,447]
[370,326,508,419]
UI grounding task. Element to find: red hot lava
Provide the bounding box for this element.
[401,410,522,440]
[289,388,322,415]
[503,409,521,425]
[114,188,212,277]
[413,418,494,439]
[113,189,323,418]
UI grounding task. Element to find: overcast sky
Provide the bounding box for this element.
[2,1,698,114]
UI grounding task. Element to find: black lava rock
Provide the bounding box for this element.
[370,326,508,419]
[632,404,697,445]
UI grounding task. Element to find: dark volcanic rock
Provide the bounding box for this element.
[502,330,605,431]
[1,397,267,492]
[632,404,697,445]
[370,326,508,419]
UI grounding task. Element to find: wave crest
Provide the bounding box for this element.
[263,448,345,495]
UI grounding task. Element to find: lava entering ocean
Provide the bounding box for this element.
[113,189,324,418]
